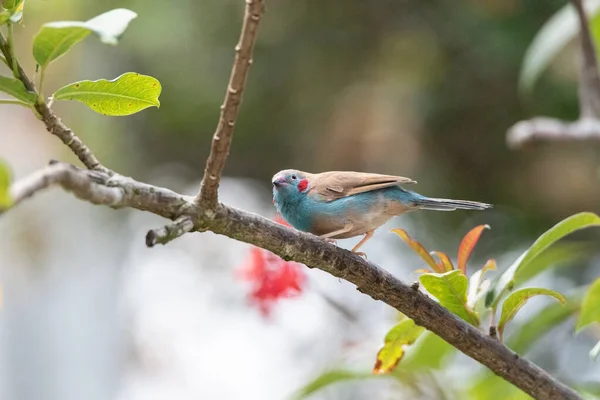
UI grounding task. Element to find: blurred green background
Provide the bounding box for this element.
[2,0,600,399]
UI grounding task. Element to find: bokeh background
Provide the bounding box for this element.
[1,0,600,399]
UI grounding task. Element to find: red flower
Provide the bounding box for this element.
[236,215,306,316]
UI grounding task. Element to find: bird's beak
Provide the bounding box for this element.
[272,176,287,187]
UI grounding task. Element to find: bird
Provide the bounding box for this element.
[271,169,492,257]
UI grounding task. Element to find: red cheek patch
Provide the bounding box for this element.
[298,179,308,192]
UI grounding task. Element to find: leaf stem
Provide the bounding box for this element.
[0,99,29,107]
[37,66,46,104]
[6,22,19,79]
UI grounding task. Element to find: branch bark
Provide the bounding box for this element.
[507,116,600,148]
[197,0,266,208]
[572,0,600,118]
[506,0,600,147]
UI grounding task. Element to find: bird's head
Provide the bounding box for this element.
[272,169,310,208]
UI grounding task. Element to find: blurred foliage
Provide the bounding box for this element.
[0,159,11,209]
[3,1,600,399]
[15,0,598,238]
[302,212,600,398]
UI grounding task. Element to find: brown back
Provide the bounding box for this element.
[307,171,416,202]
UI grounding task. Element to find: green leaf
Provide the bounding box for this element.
[467,259,496,310]
[0,54,6,67]
[508,291,581,354]
[8,0,23,23]
[32,24,91,67]
[519,2,600,94]
[373,319,425,374]
[0,75,36,104]
[293,370,391,399]
[32,8,137,68]
[3,0,22,11]
[515,242,592,284]
[83,8,137,45]
[490,212,600,308]
[420,270,479,325]
[0,160,12,209]
[2,0,23,23]
[399,331,454,371]
[52,72,161,116]
[497,288,566,340]
[469,372,531,400]
[0,9,10,25]
[577,277,600,332]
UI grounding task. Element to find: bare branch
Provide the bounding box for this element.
[3,162,191,219]
[0,33,108,173]
[146,216,195,247]
[197,0,266,208]
[507,0,600,147]
[507,117,600,148]
[571,0,600,118]
[7,163,122,209]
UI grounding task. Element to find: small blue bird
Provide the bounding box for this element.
[272,169,492,257]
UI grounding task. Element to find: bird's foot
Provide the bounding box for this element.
[352,251,368,259]
[324,238,337,245]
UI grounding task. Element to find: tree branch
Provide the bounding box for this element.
[2,162,191,219]
[1,164,582,400]
[506,0,600,147]
[0,33,109,173]
[146,215,195,247]
[197,0,265,208]
[571,0,600,118]
[507,116,600,148]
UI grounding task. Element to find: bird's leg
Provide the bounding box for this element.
[351,230,374,258]
[318,223,353,246]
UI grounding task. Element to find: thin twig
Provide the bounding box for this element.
[197,0,266,208]
[571,0,600,118]
[0,99,30,107]
[0,32,108,173]
[506,0,600,147]
[6,22,19,79]
[146,216,195,247]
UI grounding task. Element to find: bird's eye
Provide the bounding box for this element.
[291,175,297,180]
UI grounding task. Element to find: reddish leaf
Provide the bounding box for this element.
[457,225,490,275]
[431,251,454,272]
[414,268,433,274]
[392,229,444,273]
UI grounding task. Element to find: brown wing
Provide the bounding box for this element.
[309,171,416,202]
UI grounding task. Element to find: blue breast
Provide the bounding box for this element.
[277,186,422,233]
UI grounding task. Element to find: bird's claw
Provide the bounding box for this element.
[324,238,337,245]
[353,251,368,259]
